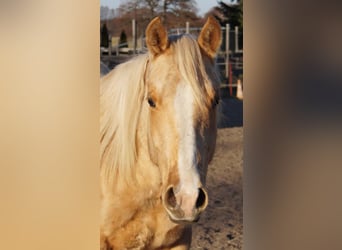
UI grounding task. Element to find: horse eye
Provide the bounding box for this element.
[147,97,156,108]
[212,96,220,108]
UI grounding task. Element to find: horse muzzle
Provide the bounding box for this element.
[162,185,208,223]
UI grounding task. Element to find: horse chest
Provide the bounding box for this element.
[108,203,186,249]
[149,210,186,249]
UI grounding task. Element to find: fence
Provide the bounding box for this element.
[101,20,243,97]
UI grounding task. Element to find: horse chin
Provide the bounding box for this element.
[164,205,201,224]
[167,212,201,225]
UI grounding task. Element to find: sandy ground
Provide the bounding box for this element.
[191,97,243,250]
[191,127,243,250]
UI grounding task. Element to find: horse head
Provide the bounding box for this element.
[144,17,222,223]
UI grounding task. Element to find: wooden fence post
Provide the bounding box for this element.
[225,23,231,96]
[229,62,233,96]
[186,22,189,34]
[235,26,239,53]
[132,19,136,55]
[225,24,230,79]
[108,35,112,56]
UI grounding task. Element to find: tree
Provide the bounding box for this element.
[160,0,198,23]
[100,23,109,47]
[117,0,199,26]
[213,1,243,50]
[145,0,160,17]
[110,0,200,40]
[215,0,243,30]
[100,6,116,20]
[119,30,128,48]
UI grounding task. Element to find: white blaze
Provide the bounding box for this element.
[174,81,200,197]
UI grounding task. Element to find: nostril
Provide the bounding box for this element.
[196,188,208,209]
[165,186,177,208]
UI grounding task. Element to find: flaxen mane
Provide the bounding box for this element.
[100,34,220,183]
[100,55,148,183]
[170,35,220,113]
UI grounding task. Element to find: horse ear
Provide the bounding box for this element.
[145,17,169,56]
[198,16,222,58]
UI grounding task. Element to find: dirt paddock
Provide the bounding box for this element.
[191,97,243,250]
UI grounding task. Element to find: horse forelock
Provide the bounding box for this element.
[170,34,220,115]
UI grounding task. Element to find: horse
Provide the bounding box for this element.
[100,16,222,250]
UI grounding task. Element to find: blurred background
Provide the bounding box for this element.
[2,1,342,250]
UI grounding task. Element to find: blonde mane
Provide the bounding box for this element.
[100,54,148,182]
[100,35,220,183]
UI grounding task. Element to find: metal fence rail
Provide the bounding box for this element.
[101,20,243,97]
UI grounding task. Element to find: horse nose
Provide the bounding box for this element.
[162,186,208,223]
[196,187,208,209]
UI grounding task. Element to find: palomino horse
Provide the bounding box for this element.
[100,16,221,250]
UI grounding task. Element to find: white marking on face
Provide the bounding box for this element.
[174,81,200,196]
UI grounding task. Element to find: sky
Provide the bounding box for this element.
[100,0,223,16]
